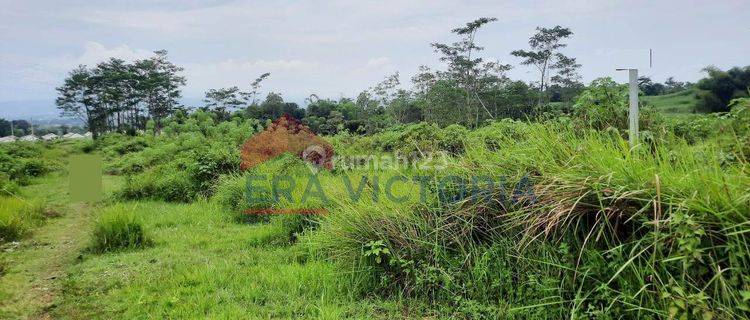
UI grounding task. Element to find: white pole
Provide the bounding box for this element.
[628,69,639,147]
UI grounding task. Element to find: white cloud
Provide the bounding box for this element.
[182,58,326,99]
[1,0,749,106]
[364,57,391,69]
[0,42,156,101]
[74,42,153,66]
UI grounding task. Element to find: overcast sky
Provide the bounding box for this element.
[1,0,748,118]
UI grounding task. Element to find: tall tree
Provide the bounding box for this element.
[431,17,511,126]
[56,50,186,138]
[134,50,186,130]
[0,118,11,137]
[512,26,575,106]
[56,65,106,138]
[241,72,271,105]
[203,86,245,120]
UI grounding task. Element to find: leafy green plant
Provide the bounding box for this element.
[573,77,663,134]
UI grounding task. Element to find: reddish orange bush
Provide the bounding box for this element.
[240,114,334,170]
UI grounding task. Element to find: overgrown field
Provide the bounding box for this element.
[2,94,749,319]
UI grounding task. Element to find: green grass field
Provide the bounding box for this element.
[1,103,748,318]
[0,172,427,319]
[643,89,698,115]
[0,146,464,319]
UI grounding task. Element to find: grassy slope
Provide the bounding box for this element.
[643,89,697,115]
[0,173,118,319]
[0,174,80,319]
[0,172,418,319]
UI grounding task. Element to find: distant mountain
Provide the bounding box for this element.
[0,96,308,122]
[0,100,60,120]
[0,97,206,121]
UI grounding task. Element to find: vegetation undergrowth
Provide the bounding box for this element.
[49,80,746,318]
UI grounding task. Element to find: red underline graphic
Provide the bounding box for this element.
[242,208,328,215]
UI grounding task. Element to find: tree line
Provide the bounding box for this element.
[55,17,744,138]
[55,50,185,139]
[198,18,585,133]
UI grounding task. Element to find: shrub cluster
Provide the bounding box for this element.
[113,115,259,202]
[93,96,750,318]
[0,142,55,186]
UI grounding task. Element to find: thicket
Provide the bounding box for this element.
[111,111,260,202]
[71,82,748,318]
[695,66,750,113]
[0,140,82,190]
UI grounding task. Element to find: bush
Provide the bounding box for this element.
[0,197,44,242]
[190,144,241,192]
[0,143,55,184]
[213,173,270,224]
[115,138,242,202]
[213,154,310,223]
[90,205,150,253]
[573,77,663,134]
[440,124,469,155]
[98,134,150,157]
[117,163,198,203]
[668,116,722,143]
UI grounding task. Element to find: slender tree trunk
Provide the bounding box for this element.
[539,62,547,107]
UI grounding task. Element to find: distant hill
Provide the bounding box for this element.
[0,97,206,121]
[643,89,698,115]
[0,100,59,119]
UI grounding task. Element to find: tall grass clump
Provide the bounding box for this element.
[0,197,45,242]
[308,120,750,318]
[90,205,151,253]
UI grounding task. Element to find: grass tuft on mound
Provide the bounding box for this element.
[0,197,45,243]
[90,205,151,253]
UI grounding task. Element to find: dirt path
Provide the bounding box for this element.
[0,178,94,319]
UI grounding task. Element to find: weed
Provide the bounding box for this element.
[89,205,151,253]
[0,197,44,242]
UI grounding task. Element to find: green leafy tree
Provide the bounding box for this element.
[133,50,186,130]
[695,66,750,112]
[203,87,245,120]
[0,119,11,136]
[664,76,691,94]
[241,72,271,105]
[56,50,186,138]
[638,76,666,96]
[431,17,511,126]
[511,26,575,106]
[56,65,106,138]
